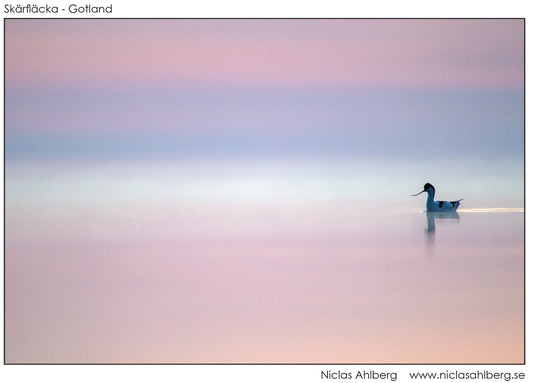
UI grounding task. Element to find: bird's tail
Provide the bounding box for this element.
[451,199,463,209]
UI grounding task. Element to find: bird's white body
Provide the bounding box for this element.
[424,187,461,212]
[412,183,462,212]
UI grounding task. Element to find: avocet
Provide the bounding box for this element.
[412,183,462,212]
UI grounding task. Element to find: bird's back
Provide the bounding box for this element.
[428,200,461,212]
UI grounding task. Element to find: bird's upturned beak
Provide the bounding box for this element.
[411,190,425,196]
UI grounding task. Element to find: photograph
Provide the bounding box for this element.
[4,18,524,366]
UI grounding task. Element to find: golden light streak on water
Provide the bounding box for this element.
[459,208,524,213]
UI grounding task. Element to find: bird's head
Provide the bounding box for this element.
[412,183,435,196]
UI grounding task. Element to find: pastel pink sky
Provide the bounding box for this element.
[5,19,524,89]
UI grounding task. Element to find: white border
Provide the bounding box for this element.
[1,1,529,382]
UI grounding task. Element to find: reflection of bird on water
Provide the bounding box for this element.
[412,183,462,212]
[424,211,460,256]
[425,211,460,233]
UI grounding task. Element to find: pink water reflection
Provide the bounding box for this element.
[5,204,523,363]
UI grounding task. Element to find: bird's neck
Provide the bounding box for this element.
[426,189,435,205]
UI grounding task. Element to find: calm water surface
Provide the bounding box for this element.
[5,160,524,363]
